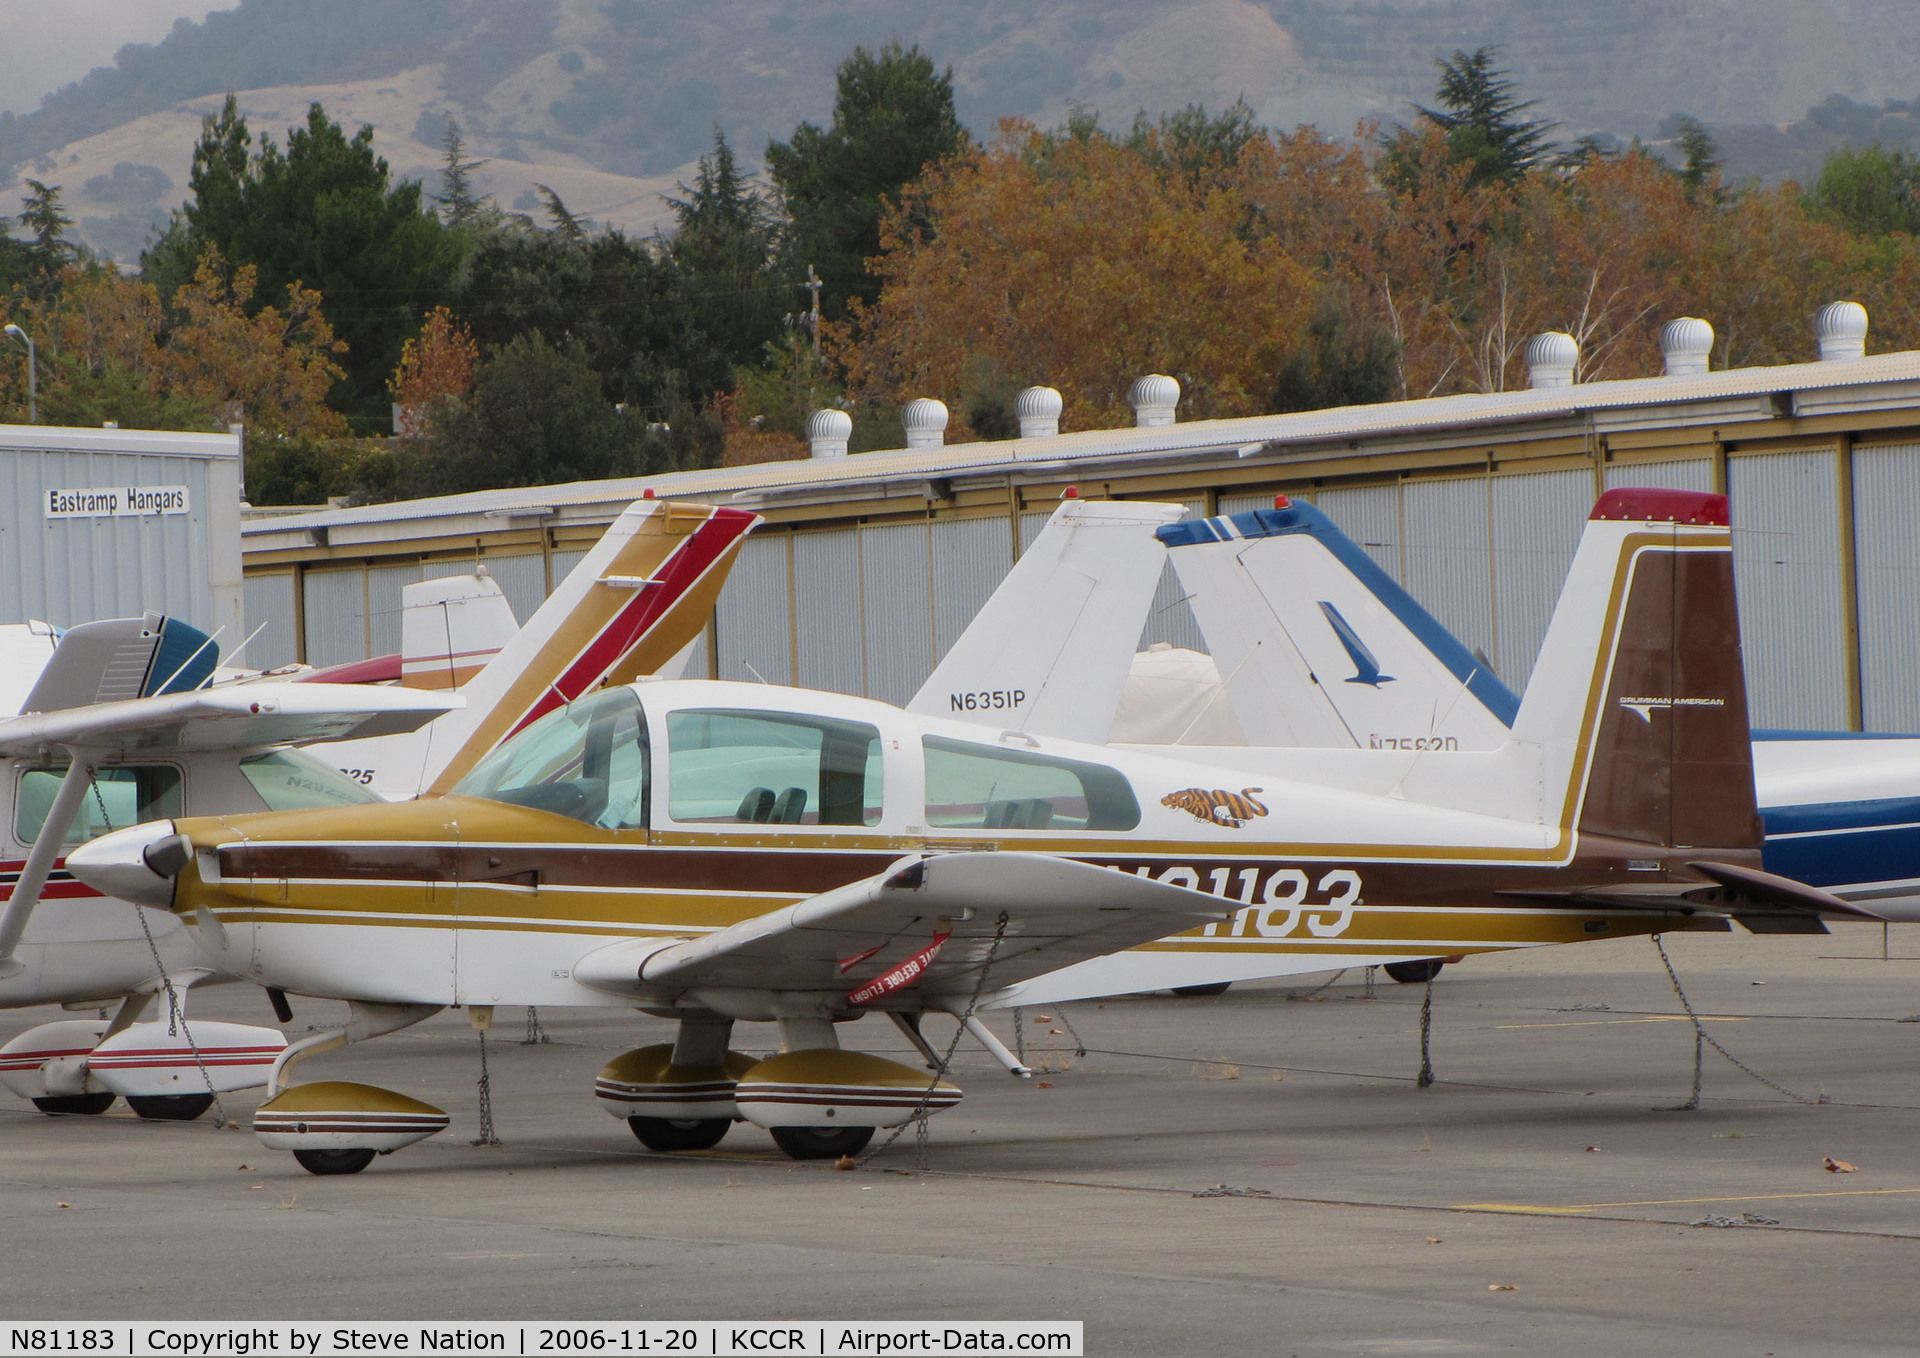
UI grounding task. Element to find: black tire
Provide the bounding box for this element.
[1171,982,1232,997]
[31,1093,116,1116]
[293,1147,376,1176]
[125,1093,215,1121]
[770,1125,875,1160]
[629,1116,731,1151]
[1384,959,1447,984]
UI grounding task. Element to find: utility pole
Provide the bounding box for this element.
[803,265,822,355]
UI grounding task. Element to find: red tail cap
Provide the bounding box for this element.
[1589,488,1728,526]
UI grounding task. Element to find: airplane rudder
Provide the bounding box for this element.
[1570,489,1757,850]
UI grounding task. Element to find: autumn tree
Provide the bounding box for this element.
[388,305,479,436]
[838,120,1318,430]
[161,248,348,439]
[29,268,207,429]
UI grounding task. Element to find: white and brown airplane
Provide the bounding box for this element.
[69,488,1871,1173]
[0,498,755,1120]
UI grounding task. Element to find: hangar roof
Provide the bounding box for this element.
[241,349,1920,553]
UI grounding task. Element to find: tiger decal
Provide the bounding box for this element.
[1161,787,1269,829]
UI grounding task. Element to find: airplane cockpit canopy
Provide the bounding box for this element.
[452,687,648,829]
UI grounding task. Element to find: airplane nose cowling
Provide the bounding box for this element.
[66,820,187,909]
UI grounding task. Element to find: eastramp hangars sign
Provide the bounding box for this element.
[45,486,191,518]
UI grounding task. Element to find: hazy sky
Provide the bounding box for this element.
[0,2,230,117]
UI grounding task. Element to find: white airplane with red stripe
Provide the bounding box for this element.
[0,499,757,1121]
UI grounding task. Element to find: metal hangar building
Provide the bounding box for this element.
[241,306,1920,735]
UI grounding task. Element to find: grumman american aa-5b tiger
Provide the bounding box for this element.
[67,489,1875,1172]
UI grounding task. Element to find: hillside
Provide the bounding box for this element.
[10,0,1920,261]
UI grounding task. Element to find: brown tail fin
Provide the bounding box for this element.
[1573,489,1760,852]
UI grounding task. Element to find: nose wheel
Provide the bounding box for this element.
[628,1116,732,1151]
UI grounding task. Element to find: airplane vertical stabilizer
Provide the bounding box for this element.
[399,573,520,691]
[905,499,1187,745]
[1157,502,1518,751]
[319,501,758,799]
[419,500,759,795]
[1512,488,1759,851]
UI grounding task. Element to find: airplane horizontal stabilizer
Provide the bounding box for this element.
[590,852,1225,1002]
[1498,861,1878,934]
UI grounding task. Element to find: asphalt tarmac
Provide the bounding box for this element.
[4,927,1918,1356]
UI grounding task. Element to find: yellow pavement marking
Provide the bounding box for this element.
[1494,1015,1750,1029]
[1457,1188,1920,1213]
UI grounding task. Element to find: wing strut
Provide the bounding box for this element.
[0,751,97,974]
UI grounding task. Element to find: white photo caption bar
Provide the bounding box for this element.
[1,1323,1083,1357]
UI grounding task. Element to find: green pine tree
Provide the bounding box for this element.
[766,43,969,321]
[1388,46,1557,187]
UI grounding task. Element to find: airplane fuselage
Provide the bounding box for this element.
[155,679,1740,1016]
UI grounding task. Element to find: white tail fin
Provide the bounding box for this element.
[1156,502,1517,750]
[320,500,759,799]
[905,499,1187,745]
[399,573,520,691]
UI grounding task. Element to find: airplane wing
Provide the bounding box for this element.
[575,852,1226,1005]
[0,681,459,976]
[0,682,458,754]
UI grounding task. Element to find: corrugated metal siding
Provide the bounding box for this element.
[242,572,298,669]
[1217,492,1276,516]
[712,533,793,686]
[859,522,934,705]
[0,449,215,629]
[1490,469,1591,687]
[550,549,590,591]
[1315,483,1402,580]
[365,561,423,660]
[1402,476,1493,662]
[930,516,1014,659]
[302,568,368,668]
[1852,443,1920,731]
[480,553,545,626]
[1605,459,1712,491]
[1137,498,1208,651]
[1728,449,1848,729]
[792,530,865,696]
[1018,512,1050,553]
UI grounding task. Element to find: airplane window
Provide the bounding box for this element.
[16,764,185,845]
[667,709,883,827]
[239,750,383,810]
[922,736,1139,831]
[451,688,648,829]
